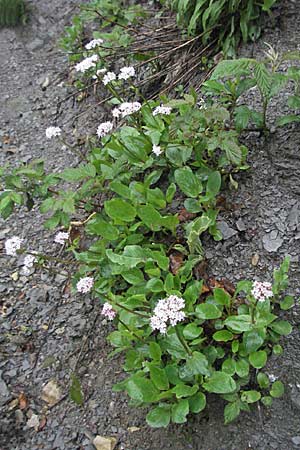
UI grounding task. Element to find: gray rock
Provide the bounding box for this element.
[0,371,10,405]
[292,437,300,446]
[290,386,300,410]
[26,38,44,52]
[262,232,283,252]
[236,218,247,231]
[217,221,238,240]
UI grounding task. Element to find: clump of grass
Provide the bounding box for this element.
[0,0,25,27]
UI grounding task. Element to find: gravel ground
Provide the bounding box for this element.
[1,1,300,449]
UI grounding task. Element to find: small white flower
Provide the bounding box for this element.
[5,236,23,256]
[112,107,122,118]
[85,38,104,50]
[23,254,36,276]
[92,68,107,79]
[118,66,135,80]
[46,127,62,139]
[97,121,113,138]
[268,373,278,383]
[251,281,273,302]
[198,98,206,110]
[152,145,162,156]
[112,102,142,119]
[76,276,94,294]
[102,302,117,320]
[102,71,117,85]
[150,295,186,334]
[153,105,172,116]
[54,232,69,245]
[75,55,98,73]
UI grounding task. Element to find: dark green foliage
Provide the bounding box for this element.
[164,0,277,56]
[0,0,25,27]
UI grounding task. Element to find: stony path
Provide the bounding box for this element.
[1,1,300,450]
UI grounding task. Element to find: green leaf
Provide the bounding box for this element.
[172,383,198,399]
[149,366,169,391]
[270,380,284,398]
[280,295,294,310]
[149,342,162,361]
[171,399,189,424]
[213,288,231,307]
[126,376,160,403]
[276,114,300,127]
[195,303,222,320]
[213,330,233,342]
[105,198,136,222]
[166,144,192,166]
[257,373,270,389]
[224,401,240,424]
[224,315,252,332]
[203,372,236,394]
[249,350,267,369]
[86,216,119,240]
[243,329,265,353]
[241,390,261,404]
[261,396,273,406]
[211,59,253,79]
[269,320,292,336]
[121,268,144,285]
[69,374,84,405]
[254,62,272,98]
[222,140,242,165]
[222,358,236,376]
[174,167,202,198]
[166,183,176,203]
[183,323,203,340]
[287,95,300,109]
[161,330,187,359]
[206,171,221,197]
[146,405,171,428]
[61,163,96,182]
[146,278,164,293]
[185,351,210,377]
[189,392,206,413]
[273,344,283,356]
[137,204,162,231]
[106,247,146,269]
[235,359,249,378]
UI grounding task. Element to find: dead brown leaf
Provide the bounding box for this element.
[177,208,197,223]
[18,392,28,410]
[169,253,184,275]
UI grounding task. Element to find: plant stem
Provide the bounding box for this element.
[118,318,143,342]
[113,300,149,318]
[175,325,192,356]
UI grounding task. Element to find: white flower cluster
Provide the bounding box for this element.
[102,71,117,85]
[251,281,273,302]
[150,295,186,334]
[97,121,113,138]
[54,232,69,245]
[46,127,62,139]
[118,66,135,80]
[5,236,23,256]
[112,101,142,118]
[75,55,98,73]
[92,68,107,79]
[152,145,162,156]
[85,38,104,50]
[23,254,36,276]
[153,105,172,116]
[102,302,117,320]
[76,276,94,294]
